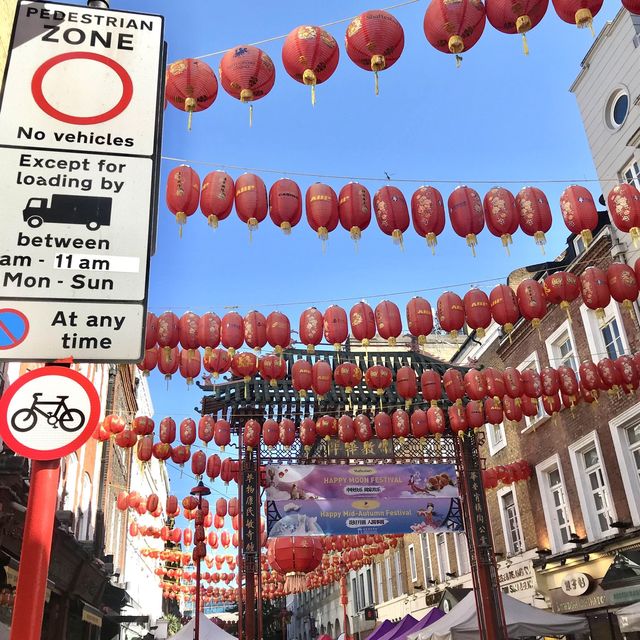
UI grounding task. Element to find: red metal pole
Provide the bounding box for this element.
[10,459,61,640]
[195,493,202,640]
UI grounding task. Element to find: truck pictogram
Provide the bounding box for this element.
[23,194,112,231]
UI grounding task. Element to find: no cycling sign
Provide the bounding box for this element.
[0,1,165,363]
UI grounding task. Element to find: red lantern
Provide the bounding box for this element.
[300,418,317,451]
[484,368,506,404]
[520,395,539,418]
[242,311,267,353]
[421,370,442,406]
[503,396,523,423]
[197,312,221,358]
[429,406,447,438]
[443,368,465,405]
[483,187,519,253]
[179,349,201,385]
[392,409,410,439]
[166,496,179,517]
[269,178,302,234]
[171,445,190,466]
[345,10,404,94]
[540,367,560,400]
[267,537,324,593]
[516,186,552,253]
[158,346,179,381]
[623,0,640,13]
[324,305,348,352]
[490,284,520,335]
[560,185,599,246]
[374,300,402,346]
[521,368,542,399]
[103,414,125,435]
[292,359,313,398]
[350,301,376,348]
[231,352,259,386]
[180,418,196,446]
[338,415,356,448]
[263,419,280,449]
[167,166,200,236]
[607,262,638,314]
[354,414,373,444]
[463,289,491,338]
[259,354,287,386]
[411,186,445,253]
[244,419,261,453]
[374,413,393,446]
[437,291,465,339]
[579,361,602,392]
[580,267,611,322]
[192,450,206,477]
[396,366,417,409]
[206,454,221,480]
[503,367,523,399]
[448,186,485,256]
[312,360,333,399]
[516,279,547,331]
[448,405,468,439]
[364,365,394,400]
[615,355,639,393]
[132,415,154,437]
[200,171,234,229]
[373,186,410,247]
[306,183,339,245]
[228,497,239,518]
[138,347,158,377]
[153,442,172,461]
[557,365,579,403]
[411,409,429,439]
[214,420,231,451]
[157,311,179,353]
[316,415,338,440]
[543,271,580,320]
[145,312,158,349]
[221,312,244,356]
[608,183,640,247]
[466,400,484,431]
[551,0,602,30]
[485,0,548,53]
[299,307,323,354]
[423,0,486,60]
[266,311,291,356]
[334,362,362,396]
[235,173,268,237]
[279,419,296,448]
[542,393,561,417]
[115,429,137,449]
[203,348,231,379]
[464,369,487,401]
[598,358,620,393]
[165,58,218,129]
[406,297,434,345]
[282,26,339,105]
[219,46,275,123]
[339,182,371,243]
[137,436,153,462]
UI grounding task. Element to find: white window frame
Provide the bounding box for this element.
[545,319,579,373]
[385,555,393,600]
[516,351,546,433]
[454,532,471,576]
[580,302,630,363]
[420,533,433,585]
[435,533,449,583]
[486,420,507,455]
[619,157,640,189]
[394,551,403,596]
[497,486,525,556]
[568,431,617,541]
[573,235,586,256]
[609,402,640,526]
[535,454,575,553]
[408,544,418,583]
[375,561,384,602]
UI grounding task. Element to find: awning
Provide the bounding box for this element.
[616,599,640,632]
[365,620,395,640]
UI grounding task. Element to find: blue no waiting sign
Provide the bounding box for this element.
[0,309,30,350]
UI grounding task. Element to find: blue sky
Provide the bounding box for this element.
[115,0,620,531]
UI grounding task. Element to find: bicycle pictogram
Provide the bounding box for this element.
[10,393,86,433]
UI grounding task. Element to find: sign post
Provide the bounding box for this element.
[0,365,101,640]
[0,1,164,363]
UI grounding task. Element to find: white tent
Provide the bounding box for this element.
[411,592,588,640]
[168,613,238,640]
[617,600,640,632]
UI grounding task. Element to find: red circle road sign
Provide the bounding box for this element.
[0,367,100,460]
[31,52,134,125]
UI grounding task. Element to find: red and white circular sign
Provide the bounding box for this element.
[0,367,100,460]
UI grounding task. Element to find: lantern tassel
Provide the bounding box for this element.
[630,227,640,248]
[521,33,529,56]
[534,231,547,255]
[311,84,316,107]
[249,104,253,127]
[455,55,463,68]
[187,110,194,131]
[392,229,404,250]
[501,234,511,256]
[426,232,437,255]
[466,233,477,257]
[374,70,379,96]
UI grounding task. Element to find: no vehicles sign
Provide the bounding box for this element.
[0,1,164,363]
[0,1,163,156]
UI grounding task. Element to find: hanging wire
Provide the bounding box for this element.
[193,0,421,60]
[161,155,604,186]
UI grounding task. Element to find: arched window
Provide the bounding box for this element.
[76,473,92,541]
[62,453,78,512]
[334,619,341,638]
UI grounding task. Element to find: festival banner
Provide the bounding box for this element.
[266,496,464,537]
[264,463,458,501]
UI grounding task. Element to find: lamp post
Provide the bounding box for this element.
[191,480,211,640]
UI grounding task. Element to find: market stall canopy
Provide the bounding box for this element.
[617,600,640,632]
[398,609,446,640]
[365,620,396,640]
[168,613,238,640]
[409,592,588,640]
[376,615,418,640]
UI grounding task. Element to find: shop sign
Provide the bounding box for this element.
[498,562,535,596]
[561,572,592,597]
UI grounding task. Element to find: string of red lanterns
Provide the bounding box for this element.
[164,3,614,128]
[168,168,632,253]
